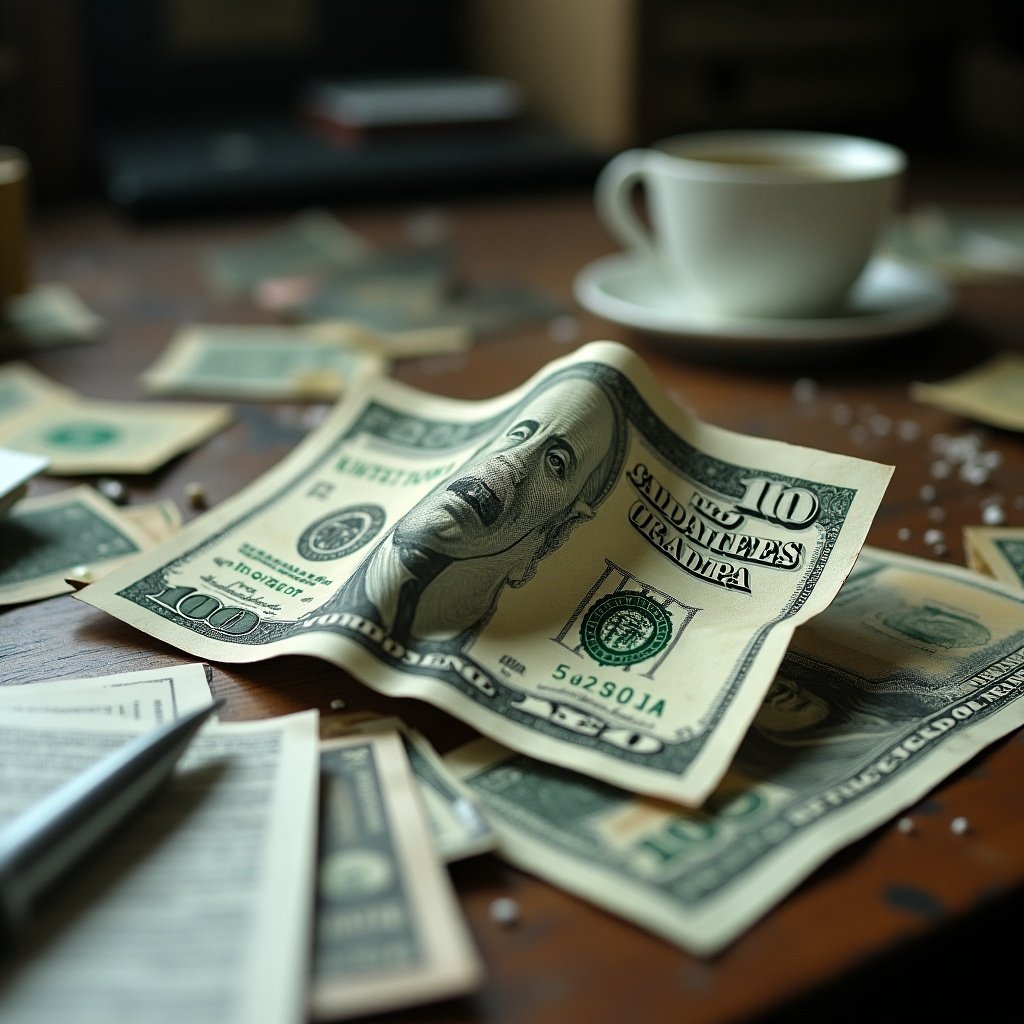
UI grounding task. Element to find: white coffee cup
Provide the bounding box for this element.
[595,130,906,319]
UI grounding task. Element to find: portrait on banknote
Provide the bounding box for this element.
[737,557,1018,790]
[308,364,628,648]
[735,652,963,789]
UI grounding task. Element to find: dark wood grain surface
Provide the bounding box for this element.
[5,155,1024,1022]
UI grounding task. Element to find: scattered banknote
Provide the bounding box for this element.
[75,340,892,805]
[0,395,232,475]
[0,447,48,517]
[279,243,453,324]
[0,484,157,605]
[204,208,560,342]
[964,525,1024,590]
[292,288,443,334]
[141,323,389,401]
[884,204,1024,282]
[292,275,566,340]
[0,283,103,350]
[910,351,1024,432]
[321,712,496,862]
[0,360,76,426]
[203,209,373,298]
[436,281,569,337]
[447,546,1024,956]
[311,730,482,1020]
[283,243,454,302]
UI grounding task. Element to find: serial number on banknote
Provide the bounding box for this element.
[550,663,667,717]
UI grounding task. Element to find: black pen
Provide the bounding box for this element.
[0,697,225,948]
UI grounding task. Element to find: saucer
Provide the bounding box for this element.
[573,253,954,352]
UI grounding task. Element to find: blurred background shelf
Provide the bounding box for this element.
[1,0,1021,216]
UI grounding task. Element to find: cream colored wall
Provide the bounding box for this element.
[467,0,637,151]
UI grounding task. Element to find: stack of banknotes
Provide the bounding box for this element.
[64,337,1024,988]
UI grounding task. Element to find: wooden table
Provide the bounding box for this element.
[4,153,1024,1022]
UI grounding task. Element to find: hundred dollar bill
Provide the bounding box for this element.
[321,712,496,862]
[74,340,892,805]
[0,395,232,474]
[447,546,1024,955]
[0,484,156,605]
[910,352,1024,432]
[141,323,389,401]
[312,730,482,1020]
[964,525,1024,590]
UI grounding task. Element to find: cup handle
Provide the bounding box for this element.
[595,150,658,264]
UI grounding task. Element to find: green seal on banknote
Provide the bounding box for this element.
[44,422,120,449]
[298,504,385,561]
[580,591,673,667]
